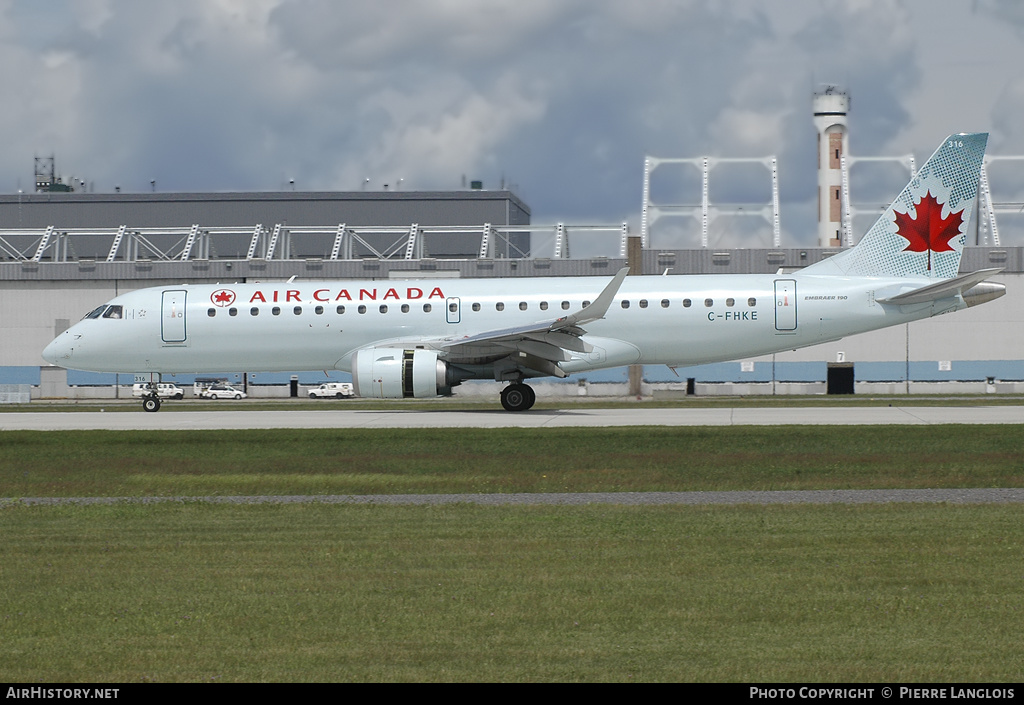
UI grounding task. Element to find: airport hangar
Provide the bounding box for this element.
[2,187,1023,401]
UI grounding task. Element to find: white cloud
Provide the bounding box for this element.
[0,0,1020,247]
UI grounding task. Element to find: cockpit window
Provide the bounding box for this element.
[84,305,107,320]
[102,305,123,319]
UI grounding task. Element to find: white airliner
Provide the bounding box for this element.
[43,133,1005,412]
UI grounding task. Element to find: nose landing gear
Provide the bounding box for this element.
[140,379,162,412]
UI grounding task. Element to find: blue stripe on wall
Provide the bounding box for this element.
[63,371,357,386]
[14,361,1024,386]
[0,367,42,385]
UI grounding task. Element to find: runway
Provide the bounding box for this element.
[4,404,1024,430]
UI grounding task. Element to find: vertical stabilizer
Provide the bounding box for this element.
[804,133,988,279]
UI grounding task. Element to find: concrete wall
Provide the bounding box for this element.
[0,190,531,230]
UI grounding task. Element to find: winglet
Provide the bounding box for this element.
[551,266,629,330]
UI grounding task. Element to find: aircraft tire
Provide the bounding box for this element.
[501,383,535,412]
[142,397,161,413]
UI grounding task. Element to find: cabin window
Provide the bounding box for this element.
[639,299,648,309]
[748,297,757,307]
[207,308,216,317]
[379,305,388,314]
[337,305,346,314]
[726,298,735,307]
[358,305,366,314]
[401,304,410,313]
[229,308,238,317]
[472,303,481,312]
[621,300,630,309]
[272,307,281,316]
[423,304,432,313]
[583,300,591,308]
[540,301,548,311]
[704,299,713,307]
[519,302,528,311]
[661,299,670,308]
[102,305,123,319]
[496,302,505,311]
[683,299,692,308]
[250,307,259,316]
[314,306,324,315]
[561,301,570,310]
[293,306,302,315]
[449,303,458,313]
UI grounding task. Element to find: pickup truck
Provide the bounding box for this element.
[308,383,355,399]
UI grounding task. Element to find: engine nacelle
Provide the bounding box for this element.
[351,348,448,399]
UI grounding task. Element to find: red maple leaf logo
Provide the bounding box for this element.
[894,191,964,271]
[211,289,235,306]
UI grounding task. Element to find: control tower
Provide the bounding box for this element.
[813,86,850,247]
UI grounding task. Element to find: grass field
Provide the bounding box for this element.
[2,424,1023,682]
[2,502,1023,682]
[2,425,1023,496]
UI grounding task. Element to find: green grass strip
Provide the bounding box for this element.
[1,502,1022,682]
[2,426,1023,497]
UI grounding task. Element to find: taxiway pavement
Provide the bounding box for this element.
[3,405,1024,431]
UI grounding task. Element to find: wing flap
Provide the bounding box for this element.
[492,339,572,362]
[523,331,594,354]
[439,267,629,375]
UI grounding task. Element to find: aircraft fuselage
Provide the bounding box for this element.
[43,272,964,377]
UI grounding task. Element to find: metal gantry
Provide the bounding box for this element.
[977,156,1024,248]
[0,222,627,263]
[839,154,916,247]
[641,155,781,249]
[5,149,1020,264]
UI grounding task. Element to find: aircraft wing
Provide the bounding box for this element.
[435,267,630,377]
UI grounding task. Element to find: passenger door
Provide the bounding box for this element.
[774,279,797,332]
[161,289,187,343]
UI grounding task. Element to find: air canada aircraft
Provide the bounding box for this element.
[43,133,1005,412]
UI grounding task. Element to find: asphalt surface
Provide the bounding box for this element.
[4,404,1024,430]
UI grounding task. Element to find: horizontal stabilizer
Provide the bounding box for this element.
[876,268,1003,305]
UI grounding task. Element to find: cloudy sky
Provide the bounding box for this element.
[3,0,1023,251]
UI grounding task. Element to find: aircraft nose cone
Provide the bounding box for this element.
[42,331,73,365]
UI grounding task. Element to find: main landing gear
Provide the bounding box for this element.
[500,382,536,412]
[141,379,162,412]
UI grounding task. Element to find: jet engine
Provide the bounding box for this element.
[351,348,449,399]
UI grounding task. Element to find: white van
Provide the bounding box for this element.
[132,383,185,399]
[308,382,355,399]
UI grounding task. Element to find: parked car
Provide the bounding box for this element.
[308,382,355,399]
[200,385,247,400]
[132,383,185,399]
